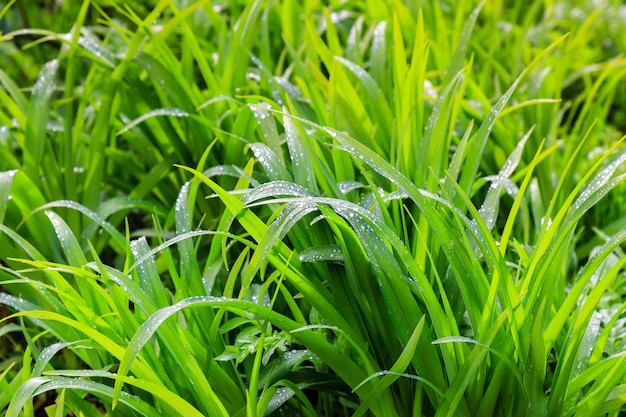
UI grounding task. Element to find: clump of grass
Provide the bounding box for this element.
[1,1,626,416]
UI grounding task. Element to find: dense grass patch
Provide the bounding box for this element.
[1,1,626,416]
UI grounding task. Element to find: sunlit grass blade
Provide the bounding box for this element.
[458,33,569,199]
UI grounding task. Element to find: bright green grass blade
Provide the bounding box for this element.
[458,33,569,199]
[130,237,170,309]
[524,300,548,417]
[442,121,473,200]
[523,140,626,322]
[283,111,317,192]
[44,211,111,318]
[7,168,58,257]
[111,299,262,416]
[0,67,27,121]
[256,350,313,390]
[176,165,355,334]
[370,20,388,92]
[254,194,457,405]
[567,155,626,223]
[442,1,484,89]
[352,316,426,417]
[112,296,389,414]
[6,376,167,417]
[434,313,507,417]
[478,127,532,230]
[548,254,626,416]
[499,140,562,255]
[53,388,65,417]
[23,59,58,186]
[258,379,320,417]
[332,205,445,387]
[83,1,169,210]
[414,0,483,187]
[116,107,190,136]
[32,200,126,252]
[298,245,343,263]
[31,341,76,377]
[89,262,157,317]
[3,309,159,380]
[128,154,180,200]
[175,182,203,296]
[247,143,292,182]
[61,0,91,220]
[161,0,222,97]
[109,278,243,413]
[250,103,284,164]
[0,170,17,224]
[220,0,262,93]
[87,242,141,339]
[573,355,626,417]
[240,202,318,296]
[334,56,393,141]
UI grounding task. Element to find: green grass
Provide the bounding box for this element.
[1,0,626,416]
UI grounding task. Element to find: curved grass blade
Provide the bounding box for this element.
[352,316,426,417]
[116,107,190,136]
[6,376,170,417]
[458,34,569,197]
[31,200,126,252]
[247,143,292,182]
[112,296,393,415]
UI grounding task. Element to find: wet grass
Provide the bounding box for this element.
[1,0,626,416]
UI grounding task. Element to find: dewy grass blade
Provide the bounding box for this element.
[4,1,626,415]
[247,143,293,182]
[334,56,393,140]
[458,33,569,199]
[30,200,126,252]
[116,108,190,136]
[2,309,158,380]
[414,0,483,187]
[352,316,426,417]
[7,375,176,417]
[522,138,626,318]
[23,59,58,186]
[177,166,353,334]
[0,170,17,224]
[175,182,203,296]
[130,237,170,309]
[545,227,626,350]
[250,102,284,164]
[112,308,230,416]
[31,341,76,378]
[573,355,626,417]
[240,201,318,296]
[435,313,507,417]
[283,111,317,192]
[113,296,390,415]
[478,127,533,231]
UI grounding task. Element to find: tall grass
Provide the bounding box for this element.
[1,0,626,416]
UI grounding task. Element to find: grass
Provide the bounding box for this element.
[1,0,626,416]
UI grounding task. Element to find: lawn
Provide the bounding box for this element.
[1,0,626,416]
